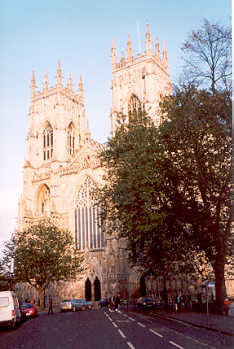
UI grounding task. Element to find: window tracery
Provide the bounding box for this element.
[67,123,75,156]
[43,125,53,161]
[39,185,51,216]
[128,94,142,114]
[75,177,104,250]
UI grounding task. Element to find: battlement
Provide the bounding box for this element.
[111,24,168,73]
[30,62,84,106]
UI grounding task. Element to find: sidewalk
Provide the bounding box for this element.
[123,305,234,336]
[152,309,234,336]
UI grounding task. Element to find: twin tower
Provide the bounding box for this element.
[29,24,171,140]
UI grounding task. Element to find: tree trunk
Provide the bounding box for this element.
[162,275,168,309]
[214,252,226,314]
[39,286,44,311]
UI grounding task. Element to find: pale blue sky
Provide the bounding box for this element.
[0,0,231,252]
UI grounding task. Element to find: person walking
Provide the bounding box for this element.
[114,294,120,311]
[224,298,230,316]
[48,296,53,315]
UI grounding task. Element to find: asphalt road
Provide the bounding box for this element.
[0,308,233,349]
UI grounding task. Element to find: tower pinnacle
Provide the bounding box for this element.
[79,75,84,105]
[145,24,152,56]
[68,72,73,91]
[155,37,161,58]
[56,60,62,87]
[120,50,125,66]
[127,34,133,63]
[111,38,117,69]
[30,71,36,99]
[163,42,168,68]
[43,71,48,93]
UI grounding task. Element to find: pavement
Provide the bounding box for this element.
[151,309,234,336]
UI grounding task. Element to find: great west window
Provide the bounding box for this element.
[75,177,104,250]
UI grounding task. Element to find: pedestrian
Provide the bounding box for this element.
[114,294,120,311]
[224,298,230,316]
[48,295,53,315]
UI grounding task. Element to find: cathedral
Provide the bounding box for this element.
[17,25,174,302]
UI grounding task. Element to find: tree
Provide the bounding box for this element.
[181,19,232,94]
[1,220,84,308]
[96,111,205,293]
[159,86,231,312]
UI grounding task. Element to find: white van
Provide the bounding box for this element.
[0,291,21,328]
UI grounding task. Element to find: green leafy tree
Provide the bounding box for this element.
[96,111,204,294]
[159,86,231,312]
[1,220,84,308]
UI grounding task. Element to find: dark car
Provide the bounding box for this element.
[136,297,156,309]
[99,298,109,308]
[20,303,39,318]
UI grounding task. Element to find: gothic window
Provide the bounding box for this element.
[75,177,104,250]
[128,94,142,114]
[67,123,75,156]
[43,124,53,161]
[38,185,51,217]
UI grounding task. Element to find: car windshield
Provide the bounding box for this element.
[23,303,34,309]
[144,297,153,301]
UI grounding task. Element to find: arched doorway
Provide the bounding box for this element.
[94,277,101,301]
[140,275,146,296]
[85,278,92,301]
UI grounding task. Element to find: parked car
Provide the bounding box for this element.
[0,291,22,328]
[99,298,109,308]
[20,302,38,318]
[136,296,156,309]
[59,299,73,312]
[59,298,88,312]
[72,299,89,311]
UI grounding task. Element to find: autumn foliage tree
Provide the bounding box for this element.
[1,220,84,308]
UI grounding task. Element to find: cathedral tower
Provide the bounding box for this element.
[110,24,172,135]
[26,62,90,169]
[18,63,129,302]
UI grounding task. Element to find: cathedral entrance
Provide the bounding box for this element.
[140,275,146,296]
[85,278,92,301]
[94,277,101,301]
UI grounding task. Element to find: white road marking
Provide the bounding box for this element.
[118,329,126,338]
[127,316,135,321]
[127,342,136,349]
[169,341,185,349]
[149,329,163,338]
[137,322,146,328]
[112,322,118,328]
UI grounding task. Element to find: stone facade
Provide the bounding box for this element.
[19,26,217,303]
